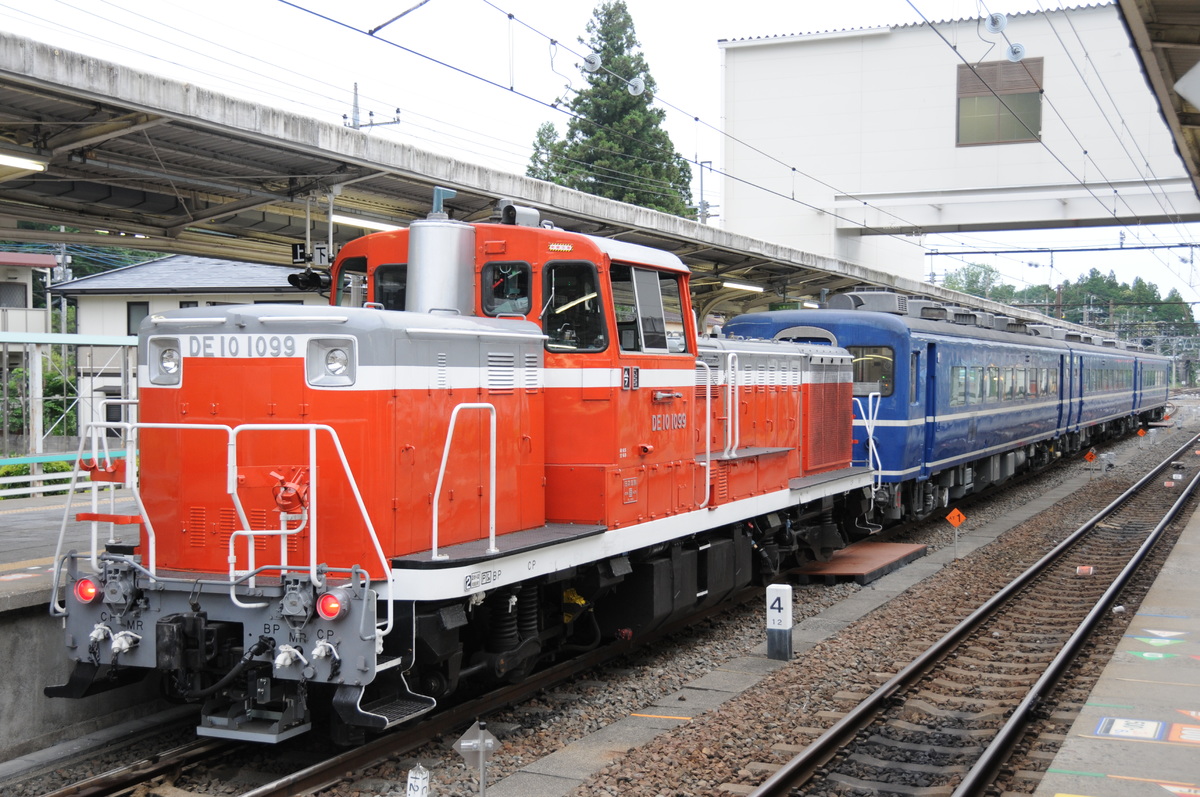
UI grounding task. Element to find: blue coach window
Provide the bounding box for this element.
[950,366,967,407]
[848,346,894,397]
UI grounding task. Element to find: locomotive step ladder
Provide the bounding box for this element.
[332,676,436,731]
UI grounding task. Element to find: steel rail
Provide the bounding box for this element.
[37,738,229,797]
[749,431,1200,797]
[235,584,766,797]
[954,457,1200,794]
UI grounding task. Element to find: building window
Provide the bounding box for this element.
[127,301,149,335]
[179,301,197,308]
[956,58,1043,146]
[0,282,26,308]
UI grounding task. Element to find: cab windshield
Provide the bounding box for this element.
[542,262,607,352]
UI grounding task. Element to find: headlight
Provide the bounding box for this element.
[325,348,349,376]
[148,337,182,386]
[307,338,356,386]
[160,348,181,374]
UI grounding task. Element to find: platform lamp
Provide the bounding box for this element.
[0,140,50,181]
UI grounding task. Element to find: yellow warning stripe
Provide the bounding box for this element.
[0,496,133,515]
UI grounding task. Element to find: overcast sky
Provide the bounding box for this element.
[3,0,1198,306]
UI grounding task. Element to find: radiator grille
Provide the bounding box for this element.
[805,376,852,472]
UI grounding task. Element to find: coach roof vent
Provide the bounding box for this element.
[827,291,907,314]
[826,293,862,310]
[906,300,947,320]
[1005,319,1028,334]
[951,308,978,325]
[1065,332,1085,342]
[1051,328,1068,340]
[990,315,1012,330]
[1028,324,1053,337]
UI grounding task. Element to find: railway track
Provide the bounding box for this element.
[25,581,769,796]
[19,430,1190,797]
[747,433,1200,797]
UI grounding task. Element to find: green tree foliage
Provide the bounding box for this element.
[526,1,693,216]
[942,262,1014,303]
[528,122,565,182]
[942,263,1198,343]
[3,349,78,438]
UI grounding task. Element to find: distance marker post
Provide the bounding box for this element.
[767,584,793,661]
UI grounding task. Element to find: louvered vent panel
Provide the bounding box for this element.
[187,507,206,548]
[437,353,449,390]
[713,461,729,502]
[694,366,719,401]
[218,508,239,547]
[250,509,269,551]
[524,353,539,392]
[488,351,517,392]
[287,528,303,555]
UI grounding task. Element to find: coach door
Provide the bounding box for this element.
[1064,354,1082,430]
[922,342,937,476]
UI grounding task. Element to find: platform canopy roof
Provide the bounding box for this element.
[0,31,1128,331]
[1119,0,1200,200]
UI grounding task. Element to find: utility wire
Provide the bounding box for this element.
[909,0,1188,282]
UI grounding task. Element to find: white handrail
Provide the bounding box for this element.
[695,360,713,509]
[230,423,394,636]
[51,420,394,636]
[852,391,883,490]
[723,352,741,458]
[431,403,498,560]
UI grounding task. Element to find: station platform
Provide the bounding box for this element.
[0,487,133,612]
[1032,492,1200,796]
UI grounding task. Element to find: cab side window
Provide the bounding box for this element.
[482,262,531,316]
[375,263,407,310]
[543,262,607,352]
[609,264,688,354]
[336,256,368,307]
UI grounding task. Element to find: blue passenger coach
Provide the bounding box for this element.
[723,292,1170,522]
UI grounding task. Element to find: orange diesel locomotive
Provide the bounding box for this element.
[48,195,874,743]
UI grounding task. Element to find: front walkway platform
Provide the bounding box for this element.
[794,541,927,586]
[1032,500,1200,796]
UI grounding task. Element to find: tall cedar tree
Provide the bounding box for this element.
[527,1,693,216]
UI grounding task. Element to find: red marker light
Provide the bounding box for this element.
[74,578,99,604]
[316,590,349,620]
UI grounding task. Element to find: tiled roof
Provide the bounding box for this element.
[51,254,307,295]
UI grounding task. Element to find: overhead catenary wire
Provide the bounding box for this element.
[0,0,1194,298]
[275,0,935,246]
[908,0,1189,283]
[476,0,935,238]
[979,0,1190,255]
